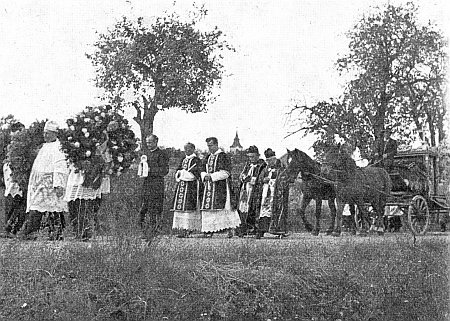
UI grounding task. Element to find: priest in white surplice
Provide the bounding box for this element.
[22,121,69,240]
[200,137,240,237]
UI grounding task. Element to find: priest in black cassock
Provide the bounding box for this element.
[236,145,267,237]
[138,134,169,232]
[171,142,202,237]
[200,137,240,237]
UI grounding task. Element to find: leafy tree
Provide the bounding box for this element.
[287,3,448,156]
[87,7,233,150]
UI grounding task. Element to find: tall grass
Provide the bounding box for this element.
[0,235,448,320]
[0,155,449,320]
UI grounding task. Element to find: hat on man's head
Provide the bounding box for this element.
[246,145,259,155]
[264,148,276,158]
[44,120,59,132]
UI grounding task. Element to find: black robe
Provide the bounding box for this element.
[172,155,202,212]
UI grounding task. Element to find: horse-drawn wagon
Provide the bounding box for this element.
[353,146,450,235]
[286,146,449,236]
[379,147,450,235]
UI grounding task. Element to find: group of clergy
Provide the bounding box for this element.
[3,123,290,241]
[171,139,290,238]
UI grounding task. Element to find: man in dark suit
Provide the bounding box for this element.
[373,127,398,171]
[138,134,169,232]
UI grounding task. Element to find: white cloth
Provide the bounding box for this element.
[137,155,149,177]
[342,204,352,216]
[238,163,258,213]
[260,168,277,218]
[384,205,402,217]
[64,165,110,202]
[200,149,240,232]
[176,153,198,182]
[172,211,202,231]
[175,169,195,182]
[26,140,69,213]
[351,147,368,168]
[3,163,23,197]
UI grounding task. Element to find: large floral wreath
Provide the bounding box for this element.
[59,105,138,188]
[6,120,47,191]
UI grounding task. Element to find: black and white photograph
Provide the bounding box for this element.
[0,0,449,320]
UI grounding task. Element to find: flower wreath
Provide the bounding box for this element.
[6,119,47,192]
[59,105,138,188]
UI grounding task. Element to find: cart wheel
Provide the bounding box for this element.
[354,205,376,232]
[407,195,430,235]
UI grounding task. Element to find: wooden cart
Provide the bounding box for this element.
[355,147,449,235]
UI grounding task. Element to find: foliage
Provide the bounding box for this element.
[0,114,20,175]
[59,106,138,187]
[287,3,448,156]
[6,120,47,191]
[87,6,233,147]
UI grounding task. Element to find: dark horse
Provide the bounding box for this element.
[321,145,392,235]
[285,148,344,235]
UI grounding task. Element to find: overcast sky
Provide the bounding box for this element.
[0,0,448,156]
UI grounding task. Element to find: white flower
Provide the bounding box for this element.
[101,112,106,117]
[74,142,80,148]
[70,125,75,131]
[85,150,91,157]
[68,136,73,141]
[84,132,90,138]
[117,155,124,162]
[95,116,100,121]
[73,118,78,123]
[81,128,88,133]
[84,118,91,123]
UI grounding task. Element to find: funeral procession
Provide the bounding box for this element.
[0,1,449,320]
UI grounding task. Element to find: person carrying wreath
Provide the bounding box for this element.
[171,142,202,238]
[236,145,267,238]
[22,120,69,240]
[64,126,113,240]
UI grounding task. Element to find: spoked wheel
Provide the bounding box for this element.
[354,205,376,232]
[407,195,430,235]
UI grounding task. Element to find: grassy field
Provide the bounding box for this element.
[0,234,448,320]
[0,162,449,320]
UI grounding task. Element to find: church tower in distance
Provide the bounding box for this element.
[230,131,243,153]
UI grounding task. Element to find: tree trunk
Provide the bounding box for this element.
[140,108,157,152]
[373,96,388,158]
[132,96,158,152]
[437,99,447,144]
